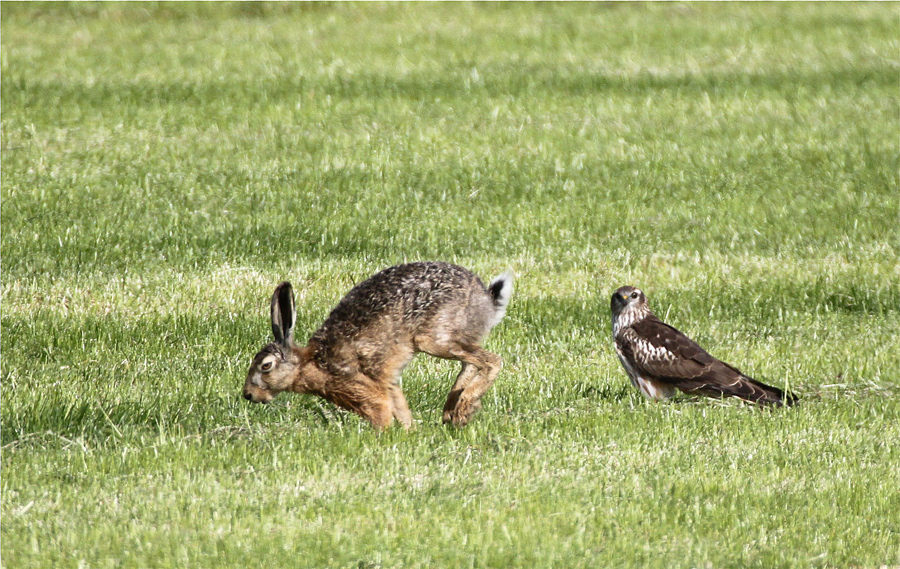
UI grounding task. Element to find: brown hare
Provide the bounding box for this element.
[243,262,514,429]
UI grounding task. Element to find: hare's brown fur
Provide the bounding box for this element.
[243,262,513,429]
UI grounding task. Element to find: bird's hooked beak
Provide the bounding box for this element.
[611,290,628,313]
[615,290,634,305]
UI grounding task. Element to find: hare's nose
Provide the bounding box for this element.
[243,391,253,401]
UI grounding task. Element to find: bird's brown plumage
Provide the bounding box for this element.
[611,286,796,406]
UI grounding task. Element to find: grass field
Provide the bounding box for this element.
[2,3,899,567]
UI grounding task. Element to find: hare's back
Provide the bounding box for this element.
[312,262,485,342]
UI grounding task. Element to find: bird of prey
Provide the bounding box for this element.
[611,286,796,406]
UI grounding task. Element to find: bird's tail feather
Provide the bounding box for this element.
[730,375,798,407]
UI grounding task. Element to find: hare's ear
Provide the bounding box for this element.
[270,281,295,347]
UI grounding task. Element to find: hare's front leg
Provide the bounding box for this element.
[358,394,393,430]
[389,384,413,429]
[350,373,412,430]
[345,375,395,430]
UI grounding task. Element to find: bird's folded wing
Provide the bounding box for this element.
[627,317,744,385]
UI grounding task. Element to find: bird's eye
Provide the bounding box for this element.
[631,292,639,299]
[261,361,273,372]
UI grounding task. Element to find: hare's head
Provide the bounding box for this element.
[244,282,302,404]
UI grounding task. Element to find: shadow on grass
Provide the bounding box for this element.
[581,382,633,403]
[7,65,893,112]
[0,385,358,448]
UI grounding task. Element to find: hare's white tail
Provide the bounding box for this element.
[486,270,514,329]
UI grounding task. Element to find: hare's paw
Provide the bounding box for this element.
[442,399,482,427]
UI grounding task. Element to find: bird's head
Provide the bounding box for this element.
[611,286,649,320]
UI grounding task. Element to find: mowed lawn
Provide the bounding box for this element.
[1,3,898,568]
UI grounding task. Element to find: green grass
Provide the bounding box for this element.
[2,3,899,567]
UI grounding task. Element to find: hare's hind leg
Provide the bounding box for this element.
[440,346,502,426]
[442,362,478,423]
[416,335,502,426]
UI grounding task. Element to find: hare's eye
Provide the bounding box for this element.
[261,361,274,372]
